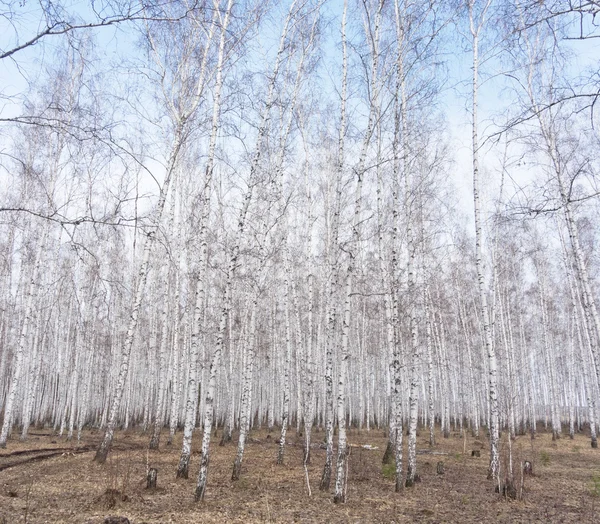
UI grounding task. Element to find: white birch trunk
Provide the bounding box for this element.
[468,0,500,482]
[232,297,258,480]
[278,264,294,464]
[167,240,184,445]
[425,289,435,447]
[149,176,178,449]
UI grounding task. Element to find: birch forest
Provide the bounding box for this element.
[1,0,600,521]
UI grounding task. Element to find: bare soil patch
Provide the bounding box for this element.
[1,427,599,523]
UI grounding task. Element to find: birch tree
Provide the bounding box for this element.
[319,0,347,492]
[467,0,500,482]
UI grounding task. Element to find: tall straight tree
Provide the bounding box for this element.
[466,0,500,481]
[319,0,347,493]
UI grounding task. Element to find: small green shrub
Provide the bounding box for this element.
[590,473,600,498]
[382,463,396,480]
[539,450,550,466]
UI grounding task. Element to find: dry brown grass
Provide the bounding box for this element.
[0,425,599,523]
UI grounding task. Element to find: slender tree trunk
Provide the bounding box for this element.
[319,0,349,492]
[425,289,435,447]
[278,275,293,464]
[468,0,499,482]
[232,298,258,480]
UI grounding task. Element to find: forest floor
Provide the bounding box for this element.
[1,425,599,523]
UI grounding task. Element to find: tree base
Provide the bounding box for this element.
[382,440,394,465]
[395,476,402,492]
[219,432,232,447]
[496,481,517,499]
[149,435,160,450]
[176,456,190,479]
[146,468,158,489]
[333,493,345,504]
[94,446,109,464]
[319,462,331,491]
[405,474,421,487]
[194,483,206,502]
[232,460,242,481]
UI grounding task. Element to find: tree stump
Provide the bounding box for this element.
[471,450,480,457]
[523,460,533,475]
[146,467,158,490]
[436,461,445,475]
